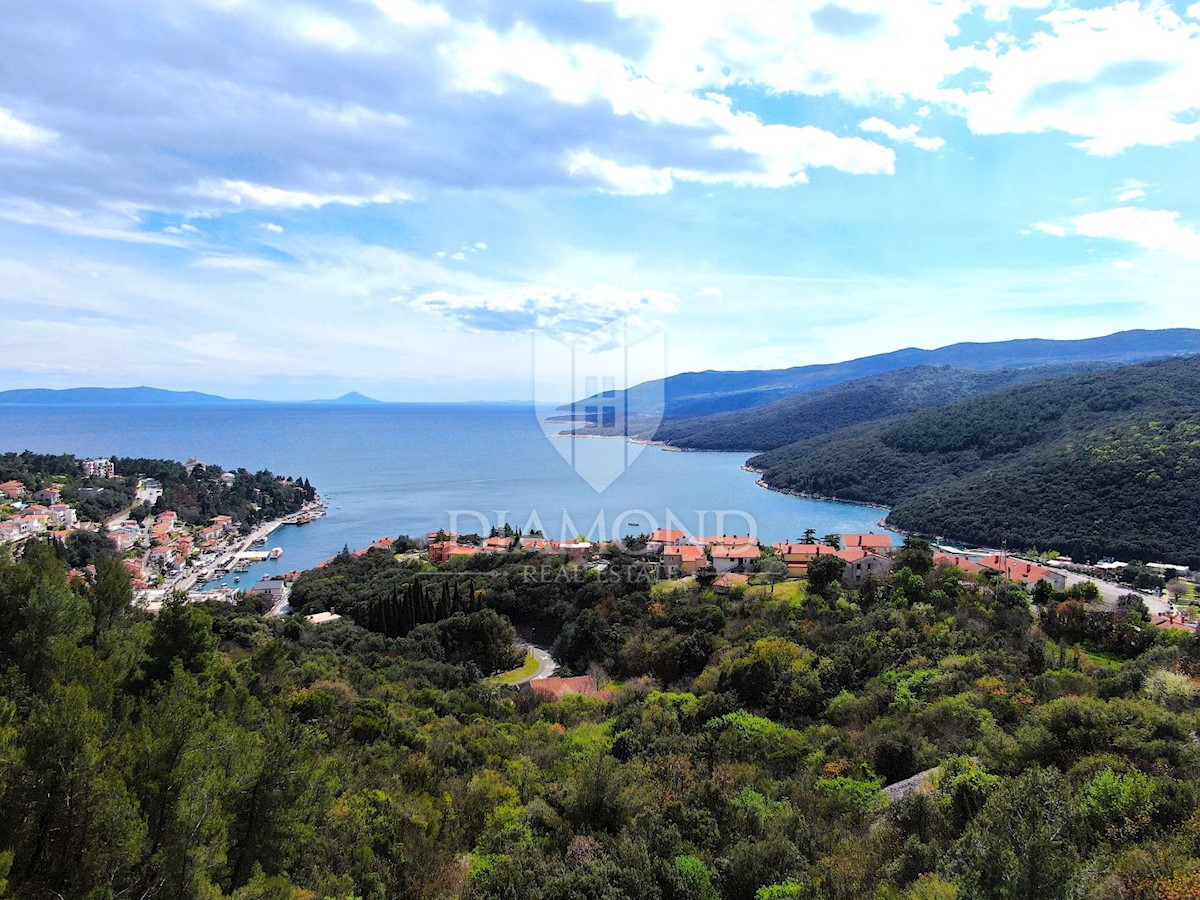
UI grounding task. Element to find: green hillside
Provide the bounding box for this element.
[749,356,1200,565]
[651,364,1099,451]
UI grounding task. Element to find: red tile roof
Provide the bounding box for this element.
[711,543,762,559]
[842,533,893,549]
[650,528,687,542]
[664,544,708,562]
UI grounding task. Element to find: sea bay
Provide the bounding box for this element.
[0,403,899,586]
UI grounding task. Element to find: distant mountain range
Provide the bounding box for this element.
[0,386,383,406]
[566,328,1200,422]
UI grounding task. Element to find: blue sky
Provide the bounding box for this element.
[1,0,1199,400]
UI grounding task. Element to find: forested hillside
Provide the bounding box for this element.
[649,364,1097,451]
[6,535,1200,898]
[749,357,1200,564]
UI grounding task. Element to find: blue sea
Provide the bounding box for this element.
[0,404,899,587]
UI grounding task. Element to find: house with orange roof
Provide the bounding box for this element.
[483,535,516,552]
[773,542,843,576]
[35,486,62,504]
[842,533,894,551]
[711,543,762,573]
[978,554,1066,590]
[934,551,987,576]
[370,536,397,550]
[0,480,25,500]
[696,533,760,547]
[662,543,709,577]
[428,540,480,563]
[520,537,557,553]
[714,572,752,593]
[647,528,689,551]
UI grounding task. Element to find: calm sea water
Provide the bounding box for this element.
[0,404,899,587]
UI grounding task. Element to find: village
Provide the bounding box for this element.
[1,457,323,611]
[4,457,1196,636]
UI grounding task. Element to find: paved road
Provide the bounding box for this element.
[508,644,558,685]
[1048,566,1192,628]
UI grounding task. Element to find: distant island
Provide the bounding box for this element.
[0,386,383,406]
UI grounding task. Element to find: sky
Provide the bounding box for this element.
[1,0,1199,401]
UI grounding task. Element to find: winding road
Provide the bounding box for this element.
[511,644,558,684]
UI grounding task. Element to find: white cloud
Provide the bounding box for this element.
[568,151,674,195]
[195,179,411,210]
[1071,207,1200,258]
[451,251,466,260]
[409,284,678,336]
[263,222,284,233]
[0,107,57,150]
[1036,206,1200,258]
[474,241,488,250]
[1115,188,1146,202]
[1032,222,1067,237]
[859,116,945,151]
[698,285,723,298]
[958,3,1200,154]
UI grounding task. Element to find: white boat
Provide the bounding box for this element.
[269,547,283,559]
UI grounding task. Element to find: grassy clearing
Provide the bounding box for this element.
[489,653,539,685]
[747,579,806,603]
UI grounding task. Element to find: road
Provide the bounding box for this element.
[1049,565,1187,625]
[509,644,558,684]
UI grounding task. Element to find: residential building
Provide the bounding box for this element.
[0,480,25,500]
[711,543,761,573]
[35,486,62,504]
[246,577,287,605]
[978,554,1067,590]
[428,540,480,563]
[558,541,594,561]
[772,542,844,576]
[108,528,139,553]
[713,572,752,593]
[695,533,759,547]
[934,551,987,576]
[841,533,894,552]
[662,544,708,577]
[842,553,893,587]
[48,504,77,528]
[647,528,689,551]
[82,458,116,478]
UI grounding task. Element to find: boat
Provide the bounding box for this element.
[252,537,267,545]
[295,513,311,525]
[233,576,240,584]
[268,547,283,559]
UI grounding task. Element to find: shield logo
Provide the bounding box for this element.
[533,320,666,493]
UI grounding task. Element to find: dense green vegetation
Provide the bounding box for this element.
[750,357,1200,565]
[7,534,1200,898]
[0,451,313,528]
[649,364,1096,451]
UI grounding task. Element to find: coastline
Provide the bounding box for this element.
[743,464,898,534]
